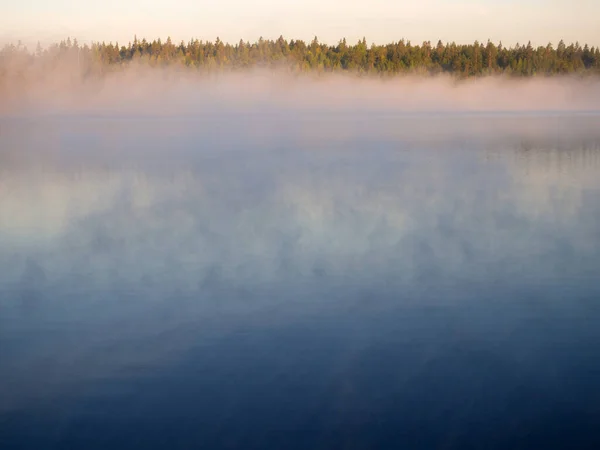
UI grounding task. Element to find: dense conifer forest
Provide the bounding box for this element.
[2,36,600,77]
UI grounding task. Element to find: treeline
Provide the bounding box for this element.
[2,36,600,77]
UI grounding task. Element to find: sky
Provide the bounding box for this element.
[1,0,599,48]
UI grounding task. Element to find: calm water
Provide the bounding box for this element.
[1,114,600,449]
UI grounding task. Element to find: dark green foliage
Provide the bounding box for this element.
[2,36,600,77]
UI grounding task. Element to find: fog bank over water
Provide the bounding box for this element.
[2,67,600,116]
[2,112,600,420]
[2,60,600,448]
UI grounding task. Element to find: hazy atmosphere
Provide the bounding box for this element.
[2,71,600,115]
[2,1,600,449]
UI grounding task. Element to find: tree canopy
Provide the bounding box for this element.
[2,36,600,77]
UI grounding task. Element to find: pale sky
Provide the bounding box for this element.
[1,0,599,48]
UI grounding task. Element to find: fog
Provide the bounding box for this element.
[2,64,600,117]
[2,64,600,449]
[2,110,600,417]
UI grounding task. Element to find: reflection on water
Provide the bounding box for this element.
[1,115,600,449]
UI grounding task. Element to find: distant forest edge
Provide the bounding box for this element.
[2,36,600,77]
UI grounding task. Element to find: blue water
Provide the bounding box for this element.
[1,114,600,449]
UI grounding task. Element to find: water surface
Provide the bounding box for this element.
[1,114,600,449]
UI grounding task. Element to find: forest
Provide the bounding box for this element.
[2,35,600,77]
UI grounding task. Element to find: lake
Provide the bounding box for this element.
[1,113,600,449]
